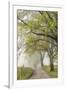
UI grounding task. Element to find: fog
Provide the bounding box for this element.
[17,49,50,69]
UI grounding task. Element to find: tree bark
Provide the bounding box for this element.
[40,51,45,67]
[41,58,44,67]
[50,63,54,71]
[50,56,54,71]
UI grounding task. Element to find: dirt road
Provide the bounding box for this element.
[30,68,50,79]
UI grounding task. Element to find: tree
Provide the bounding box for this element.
[47,40,58,71]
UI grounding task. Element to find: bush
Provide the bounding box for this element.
[17,67,33,80]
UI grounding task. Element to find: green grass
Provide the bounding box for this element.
[43,65,58,78]
[17,67,33,80]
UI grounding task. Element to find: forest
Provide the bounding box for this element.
[17,10,58,80]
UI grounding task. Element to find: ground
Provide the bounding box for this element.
[17,65,58,80]
[43,65,58,78]
[30,68,50,79]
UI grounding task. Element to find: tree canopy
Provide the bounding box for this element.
[17,10,58,71]
[17,10,58,53]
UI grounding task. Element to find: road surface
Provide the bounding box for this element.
[30,68,50,79]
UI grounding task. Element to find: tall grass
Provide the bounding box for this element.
[17,67,33,80]
[43,65,58,78]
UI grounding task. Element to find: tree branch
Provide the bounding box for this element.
[17,16,57,42]
[39,11,53,21]
[17,16,28,26]
[35,38,57,47]
[46,11,53,21]
[31,31,57,42]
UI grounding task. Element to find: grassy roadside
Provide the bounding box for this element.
[17,67,33,80]
[42,65,58,78]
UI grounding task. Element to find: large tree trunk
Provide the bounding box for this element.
[50,56,54,71]
[41,58,44,67]
[47,43,55,72]
[50,63,54,71]
[40,51,45,67]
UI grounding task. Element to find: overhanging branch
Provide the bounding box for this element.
[17,16,57,42]
[17,16,28,25]
[31,31,57,42]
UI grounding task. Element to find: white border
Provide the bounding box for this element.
[9,1,64,88]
